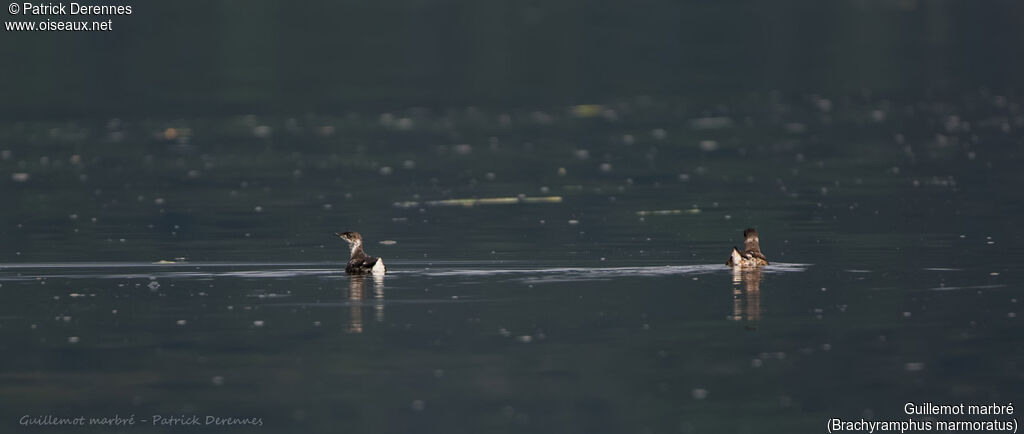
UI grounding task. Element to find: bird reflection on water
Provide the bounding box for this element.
[731,267,763,322]
[345,274,385,334]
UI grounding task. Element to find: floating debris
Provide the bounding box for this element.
[11,173,30,182]
[570,104,605,118]
[635,209,700,216]
[393,196,562,208]
[379,240,398,245]
[688,117,734,130]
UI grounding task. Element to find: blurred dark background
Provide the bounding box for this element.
[4,0,1023,118]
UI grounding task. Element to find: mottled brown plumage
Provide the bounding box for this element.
[726,228,769,267]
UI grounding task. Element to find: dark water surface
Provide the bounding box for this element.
[1,90,1022,433]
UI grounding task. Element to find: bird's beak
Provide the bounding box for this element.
[334,232,343,237]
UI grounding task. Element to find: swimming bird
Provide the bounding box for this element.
[336,231,386,275]
[726,228,769,267]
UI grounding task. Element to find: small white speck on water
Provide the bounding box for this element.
[498,328,511,337]
[599,163,612,173]
[1008,312,1017,318]
[991,272,1000,276]
[211,376,225,386]
[691,388,708,400]
[698,140,719,151]
[253,320,265,327]
[902,312,912,318]
[148,281,160,290]
[67,336,80,343]
[176,320,187,326]
[252,125,271,138]
[11,173,30,182]
[751,359,763,368]
[516,335,533,343]
[313,321,321,327]
[904,362,925,372]
[379,166,393,176]
[254,206,264,213]
[567,219,579,225]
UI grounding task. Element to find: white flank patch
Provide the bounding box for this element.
[372,259,386,275]
[730,249,743,267]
